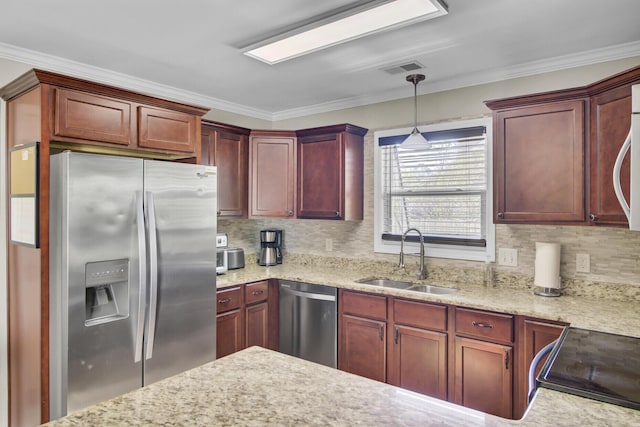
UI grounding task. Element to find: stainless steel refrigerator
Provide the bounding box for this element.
[49,151,217,419]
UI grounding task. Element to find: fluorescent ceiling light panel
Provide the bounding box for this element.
[244,0,448,64]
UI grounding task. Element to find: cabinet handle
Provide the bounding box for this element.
[394,327,399,344]
[589,214,597,222]
[252,290,264,296]
[218,298,232,304]
[505,350,510,370]
[379,325,384,341]
[216,211,221,216]
[472,321,494,329]
[496,212,504,219]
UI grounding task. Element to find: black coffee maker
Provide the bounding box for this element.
[258,229,283,266]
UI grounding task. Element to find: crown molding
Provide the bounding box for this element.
[0,42,273,121]
[271,40,640,121]
[1,40,639,123]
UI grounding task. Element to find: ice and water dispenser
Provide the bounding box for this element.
[84,259,130,326]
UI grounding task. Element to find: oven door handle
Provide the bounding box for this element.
[528,339,558,403]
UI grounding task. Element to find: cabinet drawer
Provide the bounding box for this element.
[217,286,243,313]
[393,299,447,332]
[455,307,513,344]
[245,281,269,305]
[341,290,386,321]
[54,88,132,146]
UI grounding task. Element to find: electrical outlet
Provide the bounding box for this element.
[576,253,590,273]
[498,248,518,267]
[325,238,333,252]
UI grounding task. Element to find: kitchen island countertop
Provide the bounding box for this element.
[44,346,640,426]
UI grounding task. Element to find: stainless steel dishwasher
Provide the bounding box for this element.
[279,280,337,368]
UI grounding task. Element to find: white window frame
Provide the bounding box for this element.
[373,117,495,262]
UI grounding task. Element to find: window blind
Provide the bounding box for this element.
[379,126,487,246]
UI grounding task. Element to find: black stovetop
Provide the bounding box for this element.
[538,327,640,410]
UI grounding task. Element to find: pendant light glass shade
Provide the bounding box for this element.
[402,74,430,148]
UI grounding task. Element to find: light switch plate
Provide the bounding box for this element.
[498,248,518,267]
[576,253,590,273]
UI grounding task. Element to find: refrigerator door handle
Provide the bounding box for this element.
[145,191,159,360]
[134,191,147,363]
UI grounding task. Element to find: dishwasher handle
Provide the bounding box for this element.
[280,286,336,302]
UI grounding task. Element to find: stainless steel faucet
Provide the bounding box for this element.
[398,228,427,280]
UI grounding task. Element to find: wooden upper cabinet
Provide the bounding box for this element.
[12,70,208,158]
[589,84,633,226]
[492,100,586,223]
[296,124,367,220]
[138,106,198,154]
[249,131,297,218]
[486,65,640,226]
[201,121,250,217]
[54,88,133,146]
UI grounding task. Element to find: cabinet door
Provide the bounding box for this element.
[339,315,386,383]
[54,88,132,146]
[216,309,243,358]
[454,336,513,419]
[216,130,248,217]
[388,325,447,400]
[249,133,297,218]
[589,85,632,226]
[200,125,215,166]
[138,106,197,154]
[494,100,586,223]
[298,134,343,219]
[245,302,269,349]
[514,318,566,418]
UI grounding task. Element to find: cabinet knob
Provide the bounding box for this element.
[497,212,504,219]
[287,210,294,216]
[335,211,340,217]
[216,211,221,216]
[589,213,597,222]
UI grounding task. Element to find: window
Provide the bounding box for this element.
[374,118,495,262]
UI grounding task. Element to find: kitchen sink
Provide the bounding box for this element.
[405,284,458,295]
[356,278,414,289]
[356,277,458,294]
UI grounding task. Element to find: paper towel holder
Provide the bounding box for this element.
[533,242,562,297]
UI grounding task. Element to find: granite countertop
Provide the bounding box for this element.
[218,256,640,338]
[45,346,640,426]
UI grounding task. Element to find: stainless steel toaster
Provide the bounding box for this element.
[225,247,245,270]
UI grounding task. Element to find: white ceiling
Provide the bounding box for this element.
[1,0,640,120]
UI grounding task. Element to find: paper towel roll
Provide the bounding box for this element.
[534,242,561,289]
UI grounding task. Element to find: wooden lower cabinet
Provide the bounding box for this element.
[454,336,513,418]
[514,317,567,418]
[216,309,243,358]
[339,314,387,382]
[246,302,269,348]
[388,298,448,400]
[389,325,447,399]
[216,280,273,359]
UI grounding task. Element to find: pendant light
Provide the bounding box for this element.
[402,73,430,148]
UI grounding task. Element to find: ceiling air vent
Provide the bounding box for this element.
[381,61,425,75]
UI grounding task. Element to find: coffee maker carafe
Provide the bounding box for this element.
[259,229,283,266]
